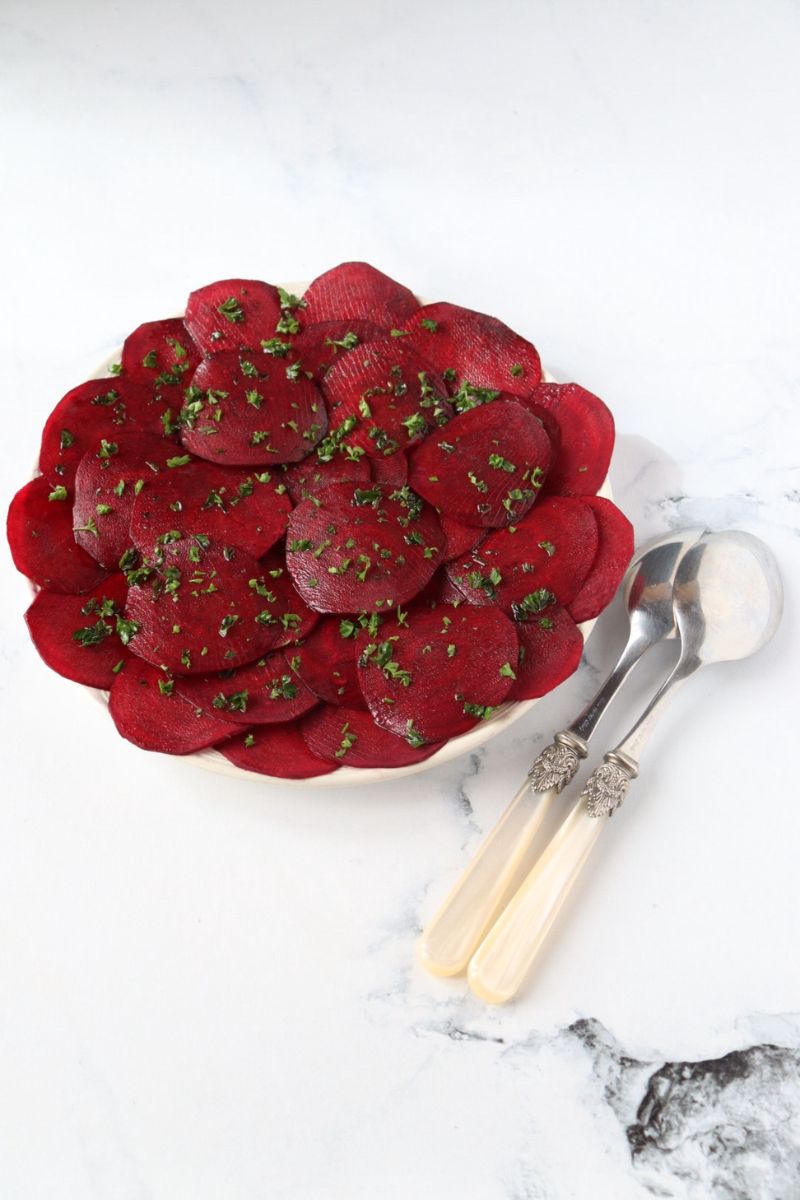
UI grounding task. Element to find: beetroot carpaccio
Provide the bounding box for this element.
[7,263,633,779]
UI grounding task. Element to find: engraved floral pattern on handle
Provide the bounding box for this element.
[529,740,581,793]
[581,760,632,817]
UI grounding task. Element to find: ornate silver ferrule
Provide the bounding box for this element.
[581,751,639,818]
[528,730,588,794]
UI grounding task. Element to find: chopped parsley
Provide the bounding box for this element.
[48,485,68,502]
[218,296,245,323]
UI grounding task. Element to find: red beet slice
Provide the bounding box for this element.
[447,496,599,612]
[403,302,542,394]
[24,572,131,688]
[414,568,471,608]
[219,724,336,779]
[130,458,291,558]
[179,350,326,466]
[120,318,201,390]
[283,451,370,504]
[439,515,485,562]
[8,476,108,594]
[39,377,169,487]
[302,263,418,328]
[108,659,240,754]
[124,539,293,675]
[321,341,452,461]
[183,279,284,355]
[290,320,391,382]
[72,433,186,569]
[370,451,408,487]
[507,605,584,700]
[283,616,366,708]
[301,704,444,768]
[175,648,318,725]
[286,483,445,613]
[357,603,519,743]
[408,397,552,528]
[567,496,634,623]
[521,383,614,497]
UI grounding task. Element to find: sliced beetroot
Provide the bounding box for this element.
[414,568,471,608]
[403,302,542,394]
[8,476,108,594]
[130,458,291,558]
[219,723,336,779]
[124,539,296,675]
[439,514,485,562]
[521,382,614,497]
[24,572,131,688]
[120,318,201,390]
[507,605,584,701]
[174,648,318,725]
[283,616,366,709]
[408,397,552,528]
[183,279,284,355]
[447,495,599,612]
[302,263,418,328]
[283,450,370,504]
[286,483,445,613]
[72,432,186,569]
[301,704,445,768]
[39,377,170,486]
[370,451,408,487]
[179,350,326,466]
[321,340,451,461]
[357,603,519,743]
[567,496,634,623]
[290,320,390,382]
[108,659,240,754]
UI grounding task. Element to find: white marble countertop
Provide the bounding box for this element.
[1,2,799,1196]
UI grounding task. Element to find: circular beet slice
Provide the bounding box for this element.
[175,648,318,725]
[24,572,131,688]
[283,450,370,504]
[219,724,336,779]
[321,341,452,461]
[447,496,599,613]
[439,515,485,562]
[39,377,170,487]
[507,605,584,701]
[183,279,284,355]
[567,496,634,623]
[251,547,321,647]
[8,476,108,594]
[290,320,391,383]
[285,483,445,613]
[179,350,326,466]
[283,616,366,709]
[72,432,185,570]
[408,397,552,528]
[356,603,519,743]
[108,659,240,754]
[124,539,291,675]
[130,458,291,559]
[370,451,408,487]
[120,318,200,391]
[301,704,445,769]
[520,383,614,497]
[402,302,542,395]
[302,263,418,328]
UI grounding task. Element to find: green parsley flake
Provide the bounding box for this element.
[48,485,68,502]
[218,296,245,323]
[420,318,439,332]
[166,454,191,468]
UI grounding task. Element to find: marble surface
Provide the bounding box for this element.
[1,1,799,1196]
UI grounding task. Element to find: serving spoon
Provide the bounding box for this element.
[418,527,705,977]
[467,529,783,1004]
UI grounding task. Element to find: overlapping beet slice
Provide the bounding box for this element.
[521,383,614,497]
[408,397,552,528]
[179,350,326,466]
[108,659,240,754]
[174,648,318,725]
[219,723,336,779]
[120,318,201,390]
[24,572,131,688]
[506,605,584,701]
[357,603,519,743]
[439,515,485,562]
[283,451,370,504]
[302,263,418,328]
[403,302,542,394]
[8,476,108,594]
[290,320,390,382]
[183,279,285,355]
[447,496,599,612]
[567,496,634,622]
[283,616,366,708]
[370,452,408,487]
[130,458,291,558]
[286,483,445,613]
[301,704,445,769]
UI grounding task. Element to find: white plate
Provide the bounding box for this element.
[72,282,609,787]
